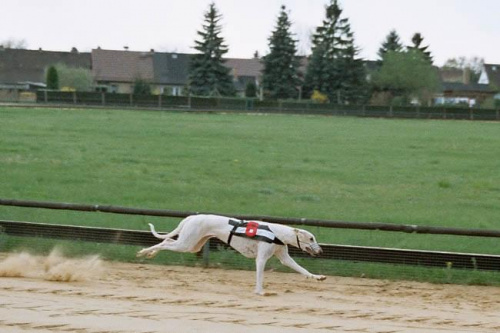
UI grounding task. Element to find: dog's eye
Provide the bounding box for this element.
[310,237,313,241]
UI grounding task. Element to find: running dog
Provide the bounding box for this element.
[137,214,326,295]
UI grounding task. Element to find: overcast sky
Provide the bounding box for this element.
[2,0,499,66]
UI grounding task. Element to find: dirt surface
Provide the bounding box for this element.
[1,252,499,333]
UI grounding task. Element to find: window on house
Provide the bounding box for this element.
[172,86,182,96]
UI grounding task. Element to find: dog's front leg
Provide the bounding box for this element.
[254,256,266,295]
[254,243,275,295]
[275,247,326,281]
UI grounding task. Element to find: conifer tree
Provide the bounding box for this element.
[407,32,433,64]
[261,5,301,99]
[304,0,366,103]
[188,3,235,96]
[378,29,404,60]
[46,65,59,90]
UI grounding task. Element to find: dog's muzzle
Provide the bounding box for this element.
[306,243,323,256]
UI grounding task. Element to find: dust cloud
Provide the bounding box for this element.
[0,249,104,282]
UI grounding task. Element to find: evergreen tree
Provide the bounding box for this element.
[46,65,59,90]
[261,5,301,99]
[304,0,366,103]
[245,81,257,98]
[133,78,151,95]
[407,32,433,64]
[377,29,404,60]
[341,44,369,103]
[188,3,235,96]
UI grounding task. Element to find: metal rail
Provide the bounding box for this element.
[2,198,500,238]
[1,220,499,271]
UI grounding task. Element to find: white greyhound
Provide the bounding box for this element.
[137,214,326,295]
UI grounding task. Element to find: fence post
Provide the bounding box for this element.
[44,90,48,103]
[496,109,499,121]
[101,92,105,106]
[158,94,162,109]
[202,239,210,267]
[470,108,474,121]
[129,93,133,106]
[73,91,77,104]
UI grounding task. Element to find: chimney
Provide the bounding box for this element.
[463,68,471,84]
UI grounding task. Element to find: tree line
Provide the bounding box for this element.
[190,1,370,103]
[189,1,484,106]
[43,0,485,106]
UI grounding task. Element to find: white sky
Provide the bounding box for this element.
[2,0,499,66]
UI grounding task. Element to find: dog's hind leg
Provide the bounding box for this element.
[137,237,197,257]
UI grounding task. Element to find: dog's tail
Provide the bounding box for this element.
[148,223,169,239]
[148,218,187,240]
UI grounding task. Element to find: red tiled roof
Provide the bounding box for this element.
[92,49,154,82]
[224,58,263,78]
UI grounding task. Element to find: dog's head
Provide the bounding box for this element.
[294,229,323,256]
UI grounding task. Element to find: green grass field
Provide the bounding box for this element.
[1,107,499,258]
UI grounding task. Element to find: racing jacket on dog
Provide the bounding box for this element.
[227,219,284,246]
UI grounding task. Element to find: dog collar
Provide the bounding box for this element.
[296,235,302,251]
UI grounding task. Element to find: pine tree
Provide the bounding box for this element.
[407,32,433,64]
[378,29,404,60]
[340,43,369,103]
[46,65,59,90]
[188,3,235,96]
[304,0,366,103]
[261,5,301,99]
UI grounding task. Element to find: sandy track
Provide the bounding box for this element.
[1,256,499,333]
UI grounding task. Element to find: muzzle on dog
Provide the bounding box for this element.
[304,242,323,256]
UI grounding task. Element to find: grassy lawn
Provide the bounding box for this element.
[1,107,499,257]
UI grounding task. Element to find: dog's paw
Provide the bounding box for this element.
[255,290,278,297]
[136,249,147,258]
[312,274,327,281]
[146,252,158,259]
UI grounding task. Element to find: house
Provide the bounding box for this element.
[224,58,263,96]
[478,64,500,88]
[0,47,91,87]
[435,67,494,107]
[92,48,263,96]
[478,63,500,102]
[91,48,154,93]
[152,52,190,96]
[436,82,494,107]
[0,47,91,101]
